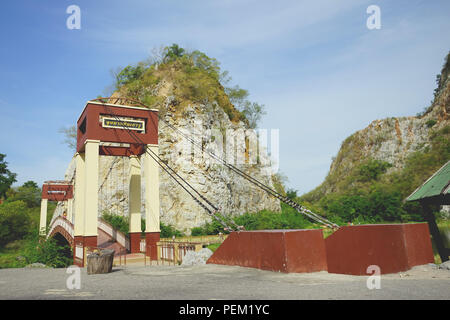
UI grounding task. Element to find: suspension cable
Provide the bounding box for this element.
[91,97,338,229]
[159,111,339,229]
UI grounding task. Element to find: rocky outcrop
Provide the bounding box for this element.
[305,54,450,199]
[181,248,213,266]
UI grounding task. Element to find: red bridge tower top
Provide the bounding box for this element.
[76,98,158,156]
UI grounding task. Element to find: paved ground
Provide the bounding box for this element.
[0,263,449,300]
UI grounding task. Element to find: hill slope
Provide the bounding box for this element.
[301,52,450,223]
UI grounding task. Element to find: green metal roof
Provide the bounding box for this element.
[406,160,450,202]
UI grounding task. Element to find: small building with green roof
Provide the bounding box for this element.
[406,160,450,262]
[407,160,450,205]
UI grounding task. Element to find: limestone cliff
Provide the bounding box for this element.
[303,52,450,201]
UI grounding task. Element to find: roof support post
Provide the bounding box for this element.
[421,200,449,263]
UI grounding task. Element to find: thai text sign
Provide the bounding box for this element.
[102,117,145,131]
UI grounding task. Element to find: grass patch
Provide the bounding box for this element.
[0,240,28,269]
[206,243,221,252]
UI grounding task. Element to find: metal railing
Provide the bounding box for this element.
[157,241,202,265]
[160,234,227,245]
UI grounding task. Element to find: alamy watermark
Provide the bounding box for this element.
[66,265,81,289]
[167,122,280,174]
[366,265,381,289]
[366,5,381,30]
[66,5,81,30]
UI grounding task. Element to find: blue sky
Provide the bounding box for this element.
[1,0,449,195]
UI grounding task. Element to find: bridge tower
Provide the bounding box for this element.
[73,99,159,266]
[40,181,74,235]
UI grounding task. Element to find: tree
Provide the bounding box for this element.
[225,85,249,109]
[115,64,146,87]
[357,159,392,182]
[0,200,30,247]
[59,126,77,151]
[0,154,16,200]
[240,101,266,129]
[286,188,298,200]
[164,43,185,62]
[23,229,73,268]
[6,181,41,208]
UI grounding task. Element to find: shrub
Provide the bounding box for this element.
[6,181,41,208]
[426,119,437,128]
[115,45,265,127]
[115,64,146,87]
[0,201,30,247]
[191,227,204,236]
[23,230,72,268]
[0,153,17,199]
[319,186,406,223]
[357,159,392,182]
[160,222,184,238]
[101,212,129,235]
[189,204,319,236]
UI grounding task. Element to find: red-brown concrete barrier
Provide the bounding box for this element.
[206,229,328,273]
[325,223,434,275]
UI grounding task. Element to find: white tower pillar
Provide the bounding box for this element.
[83,140,100,239]
[67,198,74,223]
[74,152,85,238]
[144,145,160,233]
[39,199,48,236]
[144,145,160,260]
[128,155,142,253]
[129,156,142,233]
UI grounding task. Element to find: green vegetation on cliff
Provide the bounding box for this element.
[101,211,184,238]
[301,125,449,224]
[112,44,265,128]
[299,52,450,225]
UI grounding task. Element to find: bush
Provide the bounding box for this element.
[190,204,318,235]
[115,45,265,127]
[115,64,146,87]
[160,222,184,238]
[426,119,437,128]
[207,243,221,252]
[23,230,72,268]
[0,201,30,247]
[189,213,237,236]
[5,181,41,208]
[191,227,204,236]
[102,212,184,238]
[0,153,17,199]
[357,159,392,182]
[101,212,129,235]
[319,186,406,223]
